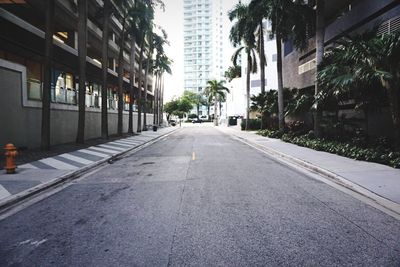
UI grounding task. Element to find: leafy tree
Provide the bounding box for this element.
[163,97,192,121]
[205,80,230,126]
[181,90,207,117]
[224,65,241,82]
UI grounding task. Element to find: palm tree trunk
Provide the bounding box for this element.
[314,0,325,138]
[41,0,54,150]
[219,100,222,122]
[143,55,151,131]
[276,34,284,132]
[246,54,251,131]
[388,82,400,148]
[259,21,266,94]
[76,0,87,144]
[160,75,164,125]
[101,0,110,139]
[136,41,145,132]
[153,73,158,125]
[117,22,126,136]
[128,34,136,134]
[214,98,218,126]
[142,57,150,131]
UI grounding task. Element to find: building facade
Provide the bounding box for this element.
[283,0,400,90]
[282,0,400,135]
[183,0,225,117]
[0,0,155,149]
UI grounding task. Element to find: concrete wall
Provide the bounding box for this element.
[0,59,153,149]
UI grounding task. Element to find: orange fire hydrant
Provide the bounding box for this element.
[4,143,18,174]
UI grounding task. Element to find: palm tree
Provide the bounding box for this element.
[115,0,135,136]
[134,1,159,132]
[232,46,257,131]
[229,2,258,131]
[101,0,112,139]
[41,0,55,150]
[248,1,269,94]
[317,30,400,147]
[150,30,169,124]
[154,54,172,125]
[249,0,314,132]
[205,80,230,126]
[250,92,269,130]
[76,0,87,144]
[314,0,325,137]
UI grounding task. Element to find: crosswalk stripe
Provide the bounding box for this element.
[115,140,142,145]
[89,146,119,154]
[78,149,109,158]
[58,154,94,165]
[98,144,125,151]
[108,142,132,147]
[0,185,11,200]
[19,163,39,169]
[39,158,78,170]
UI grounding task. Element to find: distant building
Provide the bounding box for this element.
[0,1,154,148]
[183,0,225,117]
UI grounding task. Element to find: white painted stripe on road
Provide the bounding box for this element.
[115,140,142,145]
[58,153,94,165]
[89,146,119,154]
[109,141,133,147]
[0,185,11,200]
[98,144,125,151]
[39,158,78,170]
[78,149,109,158]
[19,163,39,169]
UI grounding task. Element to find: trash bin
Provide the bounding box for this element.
[152,125,158,131]
[228,116,237,126]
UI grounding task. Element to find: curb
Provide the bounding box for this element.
[219,128,400,217]
[0,128,179,214]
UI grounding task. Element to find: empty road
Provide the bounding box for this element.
[1,125,399,266]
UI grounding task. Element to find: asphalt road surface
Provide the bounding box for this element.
[1,125,399,266]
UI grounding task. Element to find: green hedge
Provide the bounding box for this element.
[257,131,400,168]
[241,119,261,130]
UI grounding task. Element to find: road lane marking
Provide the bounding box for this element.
[192,151,196,160]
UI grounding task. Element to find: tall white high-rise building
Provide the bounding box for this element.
[183,0,225,117]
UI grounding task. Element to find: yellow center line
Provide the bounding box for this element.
[192,151,196,161]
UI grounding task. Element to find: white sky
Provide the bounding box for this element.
[154,1,238,102]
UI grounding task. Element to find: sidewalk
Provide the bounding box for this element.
[0,127,178,211]
[219,125,400,210]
